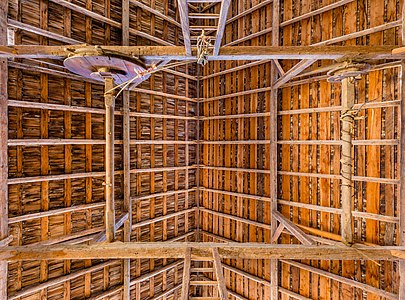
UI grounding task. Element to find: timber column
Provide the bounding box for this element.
[103,72,115,243]
[328,62,369,245]
[0,0,8,298]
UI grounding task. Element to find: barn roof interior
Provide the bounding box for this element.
[1,0,405,299]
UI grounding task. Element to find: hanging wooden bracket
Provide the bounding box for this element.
[272,210,316,245]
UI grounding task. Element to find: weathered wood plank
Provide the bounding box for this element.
[0,243,404,261]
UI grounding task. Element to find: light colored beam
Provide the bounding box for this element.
[281,260,397,299]
[8,261,118,299]
[177,0,192,56]
[213,0,231,56]
[180,247,191,299]
[273,59,317,88]
[212,248,228,299]
[400,1,405,294]
[1,242,404,261]
[104,77,115,242]
[0,45,402,60]
[130,0,181,27]
[93,213,129,243]
[0,0,7,298]
[272,211,316,245]
[340,76,355,244]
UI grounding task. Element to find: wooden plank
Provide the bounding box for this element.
[130,0,181,27]
[0,0,8,298]
[180,247,191,299]
[272,211,315,245]
[281,260,397,300]
[177,0,192,56]
[212,248,228,299]
[273,59,317,89]
[1,45,403,60]
[400,3,405,298]
[8,261,118,300]
[93,213,129,243]
[1,242,405,261]
[104,77,115,242]
[213,0,231,56]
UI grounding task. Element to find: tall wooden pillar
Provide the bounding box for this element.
[328,63,369,245]
[122,0,132,298]
[270,1,280,299]
[340,77,355,244]
[0,0,8,298]
[399,3,405,298]
[104,76,115,243]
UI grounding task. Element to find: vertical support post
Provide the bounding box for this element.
[340,77,354,245]
[104,76,115,243]
[399,3,405,298]
[180,247,191,299]
[122,0,131,298]
[212,248,228,300]
[0,0,8,298]
[196,65,201,241]
[270,0,280,299]
[400,60,405,300]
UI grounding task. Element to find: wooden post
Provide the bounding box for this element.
[176,0,192,56]
[270,1,280,299]
[213,0,231,56]
[122,0,131,298]
[0,0,8,298]
[340,76,354,244]
[180,247,191,299]
[399,3,405,298]
[212,248,228,300]
[104,76,115,243]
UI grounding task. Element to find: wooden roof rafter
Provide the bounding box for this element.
[2,45,403,60]
[212,0,231,56]
[2,242,404,260]
[177,0,192,56]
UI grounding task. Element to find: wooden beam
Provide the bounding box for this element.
[340,76,355,244]
[9,202,105,224]
[130,0,181,27]
[8,261,117,299]
[150,284,182,300]
[212,248,229,300]
[7,19,80,44]
[104,77,115,243]
[270,1,280,298]
[279,0,354,28]
[281,260,398,299]
[93,213,129,243]
[400,2,405,294]
[1,45,403,60]
[213,0,231,56]
[272,211,316,245]
[273,59,317,88]
[0,0,8,297]
[0,242,404,261]
[278,287,313,300]
[180,247,191,299]
[131,207,197,230]
[226,0,273,24]
[122,2,132,290]
[271,224,285,243]
[177,0,192,56]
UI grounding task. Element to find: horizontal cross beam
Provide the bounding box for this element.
[0,45,402,61]
[0,242,404,261]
